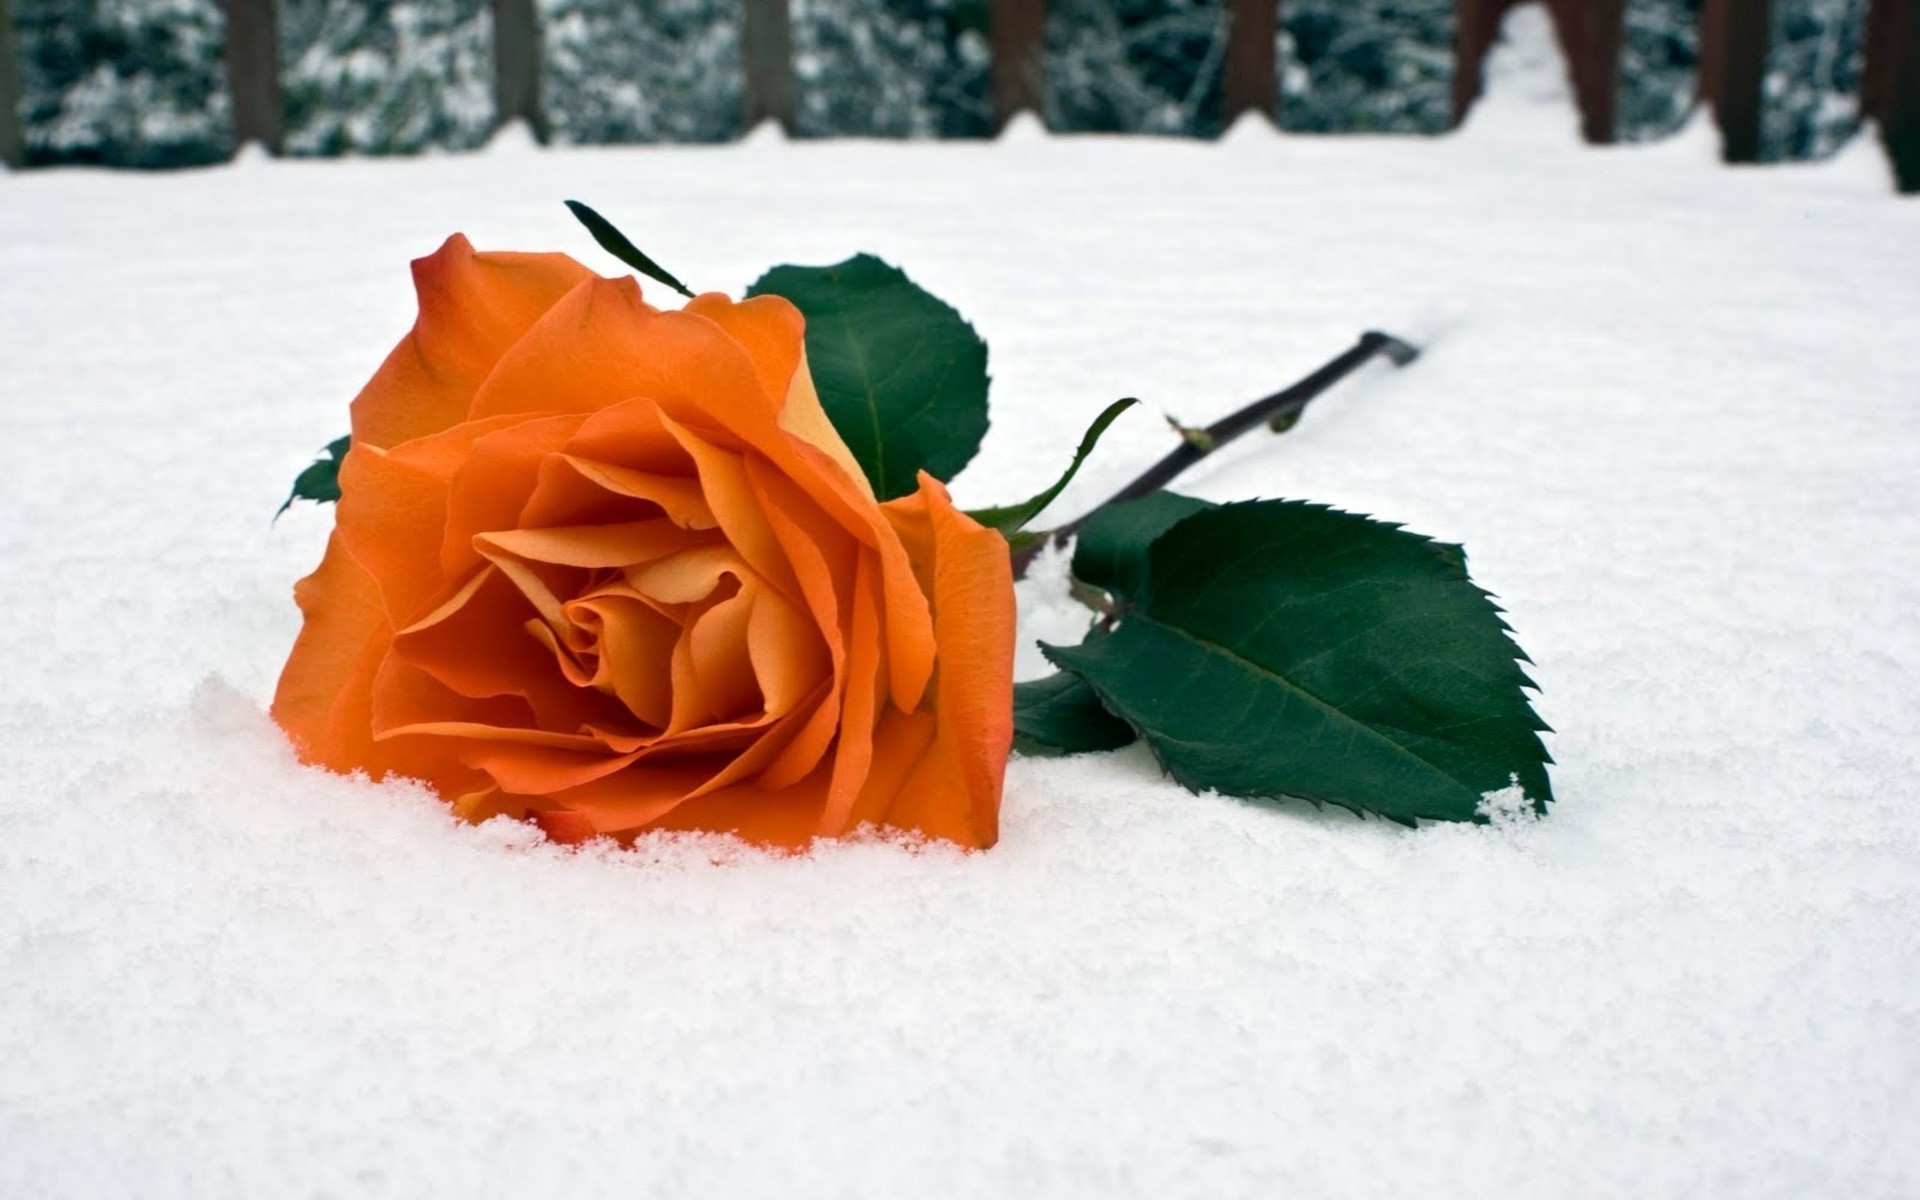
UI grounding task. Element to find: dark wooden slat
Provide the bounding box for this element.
[492,0,546,140]
[1452,0,1509,125]
[0,0,24,168]
[742,0,795,133]
[1222,0,1278,126]
[991,0,1045,129]
[1563,0,1626,143]
[1863,0,1897,114]
[1864,0,1920,191]
[1700,0,1773,162]
[222,0,283,154]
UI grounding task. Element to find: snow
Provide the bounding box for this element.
[4,12,1919,1198]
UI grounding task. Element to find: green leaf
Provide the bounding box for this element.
[1046,500,1553,825]
[748,254,989,501]
[1013,670,1137,755]
[1071,491,1217,600]
[967,397,1139,537]
[565,200,696,299]
[276,435,350,520]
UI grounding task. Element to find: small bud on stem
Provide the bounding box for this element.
[1012,331,1420,577]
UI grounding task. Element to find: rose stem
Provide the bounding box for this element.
[1015,330,1420,574]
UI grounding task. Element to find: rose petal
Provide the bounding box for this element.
[466,277,775,427]
[437,413,589,581]
[658,414,804,603]
[369,651,561,744]
[523,454,717,533]
[574,594,678,727]
[745,456,934,713]
[528,761,736,841]
[385,565,633,735]
[336,413,543,626]
[350,235,595,450]
[676,678,832,801]
[875,474,1015,849]
[641,768,835,849]
[626,544,750,605]
[686,582,762,724]
[479,521,704,571]
[272,531,479,798]
[681,292,804,414]
[680,293,873,500]
[817,554,885,837]
[745,586,831,717]
[773,351,876,502]
[745,465,858,789]
[841,708,939,833]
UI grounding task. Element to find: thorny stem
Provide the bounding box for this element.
[1012,330,1420,577]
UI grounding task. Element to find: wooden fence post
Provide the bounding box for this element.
[1864,0,1920,190]
[1555,0,1626,143]
[0,0,24,168]
[222,0,283,154]
[1699,0,1773,162]
[1222,0,1278,126]
[492,0,545,140]
[1452,0,1506,125]
[991,0,1045,129]
[742,0,795,133]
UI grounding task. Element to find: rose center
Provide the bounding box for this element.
[464,518,832,745]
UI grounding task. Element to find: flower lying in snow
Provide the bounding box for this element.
[273,235,1014,849]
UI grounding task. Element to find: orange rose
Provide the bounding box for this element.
[273,235,1013,849]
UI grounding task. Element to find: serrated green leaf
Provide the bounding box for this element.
[967,397,1138,537]
[1013,670,1137,755]
[747,254,989,501]
[276,435,350,520]
[1071,491,1217,599]
[565,200,696,299]
[1045,499,1552,825]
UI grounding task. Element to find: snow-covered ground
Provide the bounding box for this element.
[3,13,1917,1198]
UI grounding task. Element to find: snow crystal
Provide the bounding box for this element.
[1474,779,1538,831]
[2,11,1918,1199]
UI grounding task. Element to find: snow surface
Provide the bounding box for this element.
[4,12,1919,1198]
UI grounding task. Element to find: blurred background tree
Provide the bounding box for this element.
[1277,0,1453,133]
[1759,0,1866,158]
[1044,0,1226,135]
[1617,0,1702,141]
[542,0,744,144]
[15,0,229,166]
[279,0,492,155]
[793,0,990,137]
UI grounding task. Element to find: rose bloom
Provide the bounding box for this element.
[274,235,1013,849]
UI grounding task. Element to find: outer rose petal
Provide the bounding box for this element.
[776,349,876,502]
[467,277,771,427]
[682,293,804,412]
[350,235,594,450]
[682,292,873,498]
[336,413,574,627]
[876,473,1015,849]
[272,531,484,798]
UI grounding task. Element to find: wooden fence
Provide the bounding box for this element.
[2,0,1915,189]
